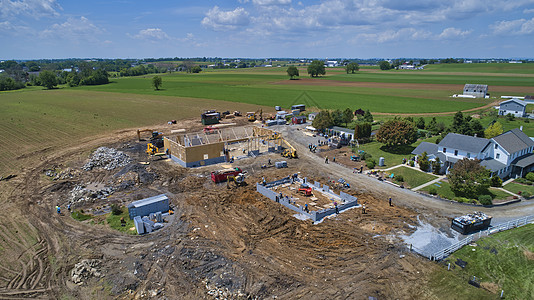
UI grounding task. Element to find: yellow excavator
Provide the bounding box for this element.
[247,109,263,122]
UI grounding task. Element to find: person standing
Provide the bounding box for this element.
[389,197,393,207]
[362,203,366,214]
[334,202,339,214]
[325,156,329,164]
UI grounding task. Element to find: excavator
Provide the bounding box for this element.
[227,173,247,188]
[247,109,263,122]
[146,131,166,157]
[137,129,163,141]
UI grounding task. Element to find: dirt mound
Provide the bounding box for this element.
[524,250,534,260]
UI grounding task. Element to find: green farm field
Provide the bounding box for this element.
[2,63,534,176]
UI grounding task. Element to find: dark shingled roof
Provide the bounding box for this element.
[493,128,534,154]
[438,133,490,154]
[480,159,506,172]
[512,153,534,168]
[411,142,438,156]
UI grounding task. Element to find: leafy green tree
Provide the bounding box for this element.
[432,157,441,174]
[427,117,438,134]
[379,61,391,70]
[470,119,484,137]
[448,158,491,199]
[418,152,430,171]
[312,110,333,131]
[345,62,359,74]
[191,65,202,73]
[307,60,326,77]
[354,122,372,142]
[363,109,373,123]
[287,66,299,80]
[152,75,162,90]
[342,108,353,126]
[506,113,515,121]
[416,117,425,129]
[490,176,503,187]
[38,70,58,89]
[331,109,344,126]
[484,121,503,138]
[376,119,417,146]
[451,111,464,133]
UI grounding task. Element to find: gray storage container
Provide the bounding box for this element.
[128,194,170,219]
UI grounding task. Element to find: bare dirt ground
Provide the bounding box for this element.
[0,119,446,299]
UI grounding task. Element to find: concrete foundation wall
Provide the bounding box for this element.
[257,178,358,223]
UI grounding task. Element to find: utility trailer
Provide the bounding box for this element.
[451,212,492,235]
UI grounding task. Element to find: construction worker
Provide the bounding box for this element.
[268,158,272,165]
[67,204,71,212]
[325,156,329,164]
[334,202,339,214]
[389,197,393,207]
[304,203,309,213]
[362,203,366,214]
[333,156,336,163]
[56,205,61,214]
[262,177,266,186]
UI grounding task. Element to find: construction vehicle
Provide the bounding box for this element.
[247,109,263,122]
[280,138,298,159]
[211,167,243,183]
[298,186,313,196]
[227,173,247,188]
[137,129,162,141]
[234,111,242,116]
[146,143,166,156]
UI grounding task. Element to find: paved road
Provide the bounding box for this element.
[274,123,534,224]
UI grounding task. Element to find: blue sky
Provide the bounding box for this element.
[1,0,534,59]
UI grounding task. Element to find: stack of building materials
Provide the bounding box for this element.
[275,161,287,168]
[142,216,154,233]
[266,120,277,127]
[133,216,145,234]
[277,119,286,125]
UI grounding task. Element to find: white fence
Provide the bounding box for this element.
[430,215,534,261]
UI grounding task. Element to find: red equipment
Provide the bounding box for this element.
[211,168,243,183]
[298,187,313,196]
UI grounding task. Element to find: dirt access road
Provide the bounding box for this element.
[0,119,448,299]
[280,124,534,225]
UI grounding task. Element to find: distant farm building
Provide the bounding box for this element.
[499,98,527,117]
[325,61,338,67]
[292,116,307,124]
[463,84,489,98]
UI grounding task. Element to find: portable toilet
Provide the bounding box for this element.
[379,157,385,167]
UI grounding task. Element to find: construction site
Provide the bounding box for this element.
[0,112,503,299]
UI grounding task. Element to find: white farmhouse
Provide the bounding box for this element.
[499,98,527,117]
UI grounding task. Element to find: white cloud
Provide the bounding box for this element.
[132,28,170,40]
[438,27,472,39]
[0,20,30,33]
[252,0,291,5]
[524,8,534,13]
[0,0,61,18]
[491,18,534,35]
[201,6,250,31]
[40,16,102,40]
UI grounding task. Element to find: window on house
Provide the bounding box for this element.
[467,153,471,158]
[454,150,458,156]
[495,144,498,149]
[496,153,500,159]
[443,148,446,153]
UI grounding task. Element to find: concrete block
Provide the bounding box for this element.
[314,181,321,188]
[155,212,163,223]
[144,221,153,233]
[134,216,145,235]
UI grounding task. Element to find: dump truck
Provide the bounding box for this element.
[211,167,243,183]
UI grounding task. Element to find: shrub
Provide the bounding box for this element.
[526,172,534,182]
[428,187,438,195]
[366,159,376,169]
[72,210,92,221]
[478,195,493,205]
[361,152,372,161]
[409,160,415,167]
[111,204,123,216]
[454,197,471,203]
[395,175,404,182]
[490,176,503,187]
[516,178,532,185]
[521,191,531,198]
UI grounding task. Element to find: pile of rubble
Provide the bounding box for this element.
[71,259,102,285]
[82,147,131,171]
[69,184,114,203]
[203,279,250,300]
[44,167,80,180]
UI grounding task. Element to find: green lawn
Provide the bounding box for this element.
[428,224,534,299]
[503,182,534,196]
[106,207,137,235]
[421,181,512,202]
[356,142,415,168]
[385,166,437,188]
